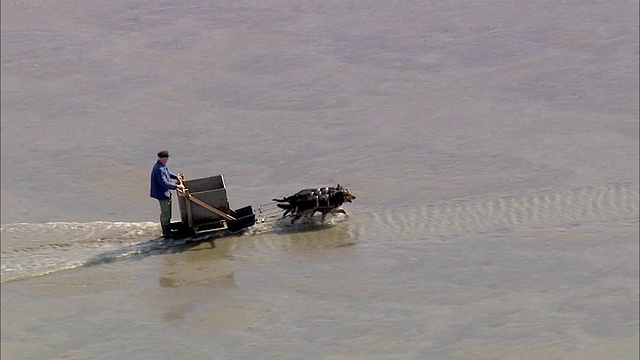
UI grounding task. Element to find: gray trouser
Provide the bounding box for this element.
[158,197,172,227]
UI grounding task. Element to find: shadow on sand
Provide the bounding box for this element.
[82,231,242,268]
[84,216,354,268]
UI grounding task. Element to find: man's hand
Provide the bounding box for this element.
[177,184,185,191]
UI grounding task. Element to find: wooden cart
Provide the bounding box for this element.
[169,175,256,237]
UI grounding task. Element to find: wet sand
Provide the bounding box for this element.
[1,0,638,359]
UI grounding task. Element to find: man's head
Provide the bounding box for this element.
[157,150,170,164]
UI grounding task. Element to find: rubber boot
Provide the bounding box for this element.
[162,225,173,239]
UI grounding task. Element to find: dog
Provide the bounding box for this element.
[272,185,356,224]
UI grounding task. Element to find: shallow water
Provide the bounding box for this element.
[1,0,639,359]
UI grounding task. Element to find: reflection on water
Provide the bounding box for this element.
[1,0,638,358]
[158,236,236,289]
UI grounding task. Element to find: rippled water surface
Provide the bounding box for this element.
[1,0,638,359]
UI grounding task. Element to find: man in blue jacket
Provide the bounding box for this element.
[150,150,184,238]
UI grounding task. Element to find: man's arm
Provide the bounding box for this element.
[154,167,178,190]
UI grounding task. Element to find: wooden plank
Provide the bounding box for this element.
[186,194,236,221]
[185,193,194,228]
[194,221,228,235]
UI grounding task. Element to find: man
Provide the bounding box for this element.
[150,150,184,238]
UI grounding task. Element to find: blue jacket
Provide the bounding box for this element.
[150,160,178,200]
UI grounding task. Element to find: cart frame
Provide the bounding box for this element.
[169,175,256,237]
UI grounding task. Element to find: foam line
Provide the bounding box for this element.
[352,182,639,241]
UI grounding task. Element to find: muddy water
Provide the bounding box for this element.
[1,0,638,359]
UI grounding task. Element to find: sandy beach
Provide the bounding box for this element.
[1,0,638,359]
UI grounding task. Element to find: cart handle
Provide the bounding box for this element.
[177,175,186,194]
